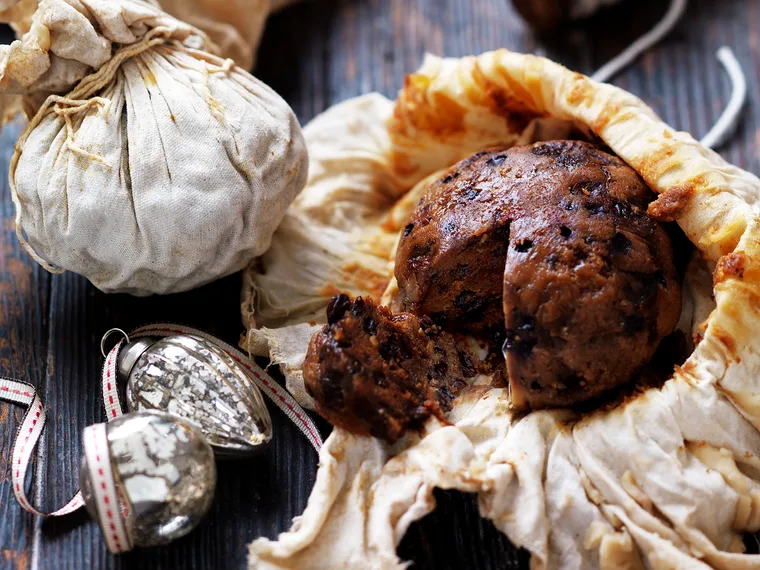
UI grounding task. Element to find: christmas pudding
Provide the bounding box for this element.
[242,50,760,569]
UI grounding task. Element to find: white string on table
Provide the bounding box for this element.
[699,46,747,150]
[584,0,746,150]
[591,0,688,84]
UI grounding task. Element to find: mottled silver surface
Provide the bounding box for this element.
[121,335,273,457]
[81,411,216,548]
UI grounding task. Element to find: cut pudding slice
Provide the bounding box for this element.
[303,294,477,442]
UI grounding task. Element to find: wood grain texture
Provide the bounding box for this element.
[0,0,758,569]
[0,120,44,570]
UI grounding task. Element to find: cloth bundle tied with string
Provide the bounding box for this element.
[0,0,308,295]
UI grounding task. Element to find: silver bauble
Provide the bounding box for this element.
[117,334,273,457]
[80,410,216,551]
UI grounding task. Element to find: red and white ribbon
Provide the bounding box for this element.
[0,377,85,517]
[82,423,131,553]
[101,339,125,422]
[0,322,323,551]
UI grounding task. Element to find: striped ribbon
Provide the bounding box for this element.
[0,377,86,516]
[81,423,132,553]
[0,322,323,553]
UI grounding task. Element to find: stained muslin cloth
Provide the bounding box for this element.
[242,50,760,569]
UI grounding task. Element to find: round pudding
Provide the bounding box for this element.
[396,141,681,408]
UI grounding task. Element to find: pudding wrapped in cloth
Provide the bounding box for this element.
[242,50,760,569]
[0,0,308,294]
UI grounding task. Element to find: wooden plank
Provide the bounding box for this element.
[0,0,756,569]
[0,119,49,570]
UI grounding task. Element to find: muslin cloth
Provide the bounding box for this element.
[243,50,760,569]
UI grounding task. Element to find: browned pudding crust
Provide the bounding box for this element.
[396,141,681,409]
[303,294,477,443]
[395,151,515,336]
[502,142,681,408]
[306,140,683,435]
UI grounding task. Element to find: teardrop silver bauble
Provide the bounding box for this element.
[117,334,273,458]
[80,410,216,550]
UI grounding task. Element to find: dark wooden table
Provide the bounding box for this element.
[0,0,757,568]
